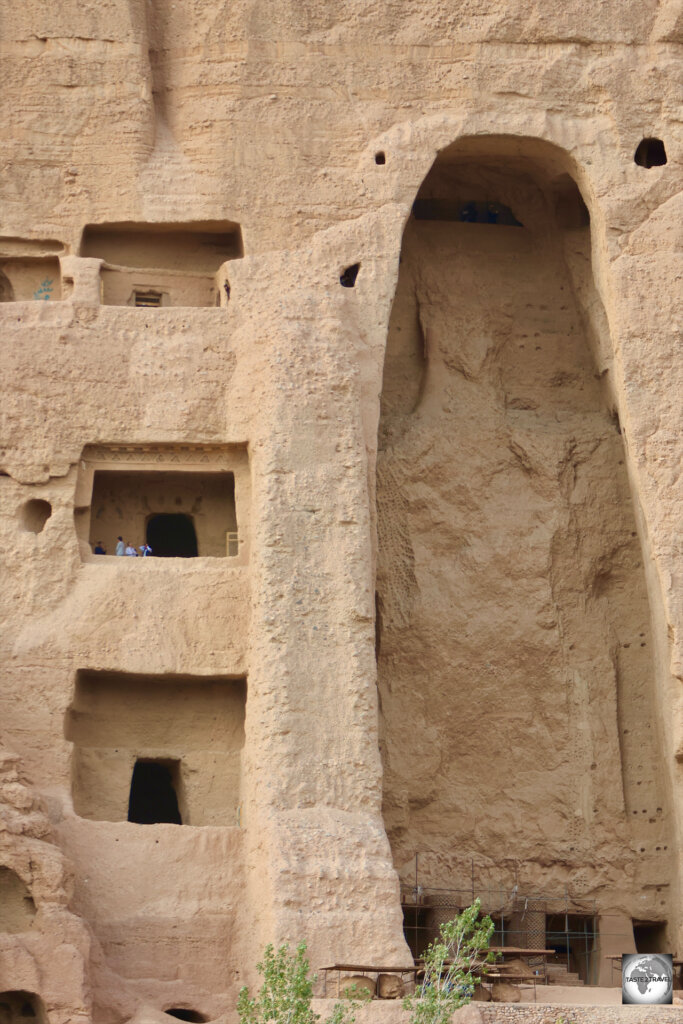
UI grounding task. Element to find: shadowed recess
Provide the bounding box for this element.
[128,760,182,825]
[376,135,672,970]
[634,138,667,168]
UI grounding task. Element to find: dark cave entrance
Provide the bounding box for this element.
[128,760,182,825]
[146,513,198,557]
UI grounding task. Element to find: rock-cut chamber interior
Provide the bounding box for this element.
[80,221,242,306]
[376,136,673,947]
[65,671,246,825]
[75,444,249,560]
[86,470,237,557]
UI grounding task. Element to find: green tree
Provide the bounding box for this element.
[237,942,356,1024]
[403,900,499,1024]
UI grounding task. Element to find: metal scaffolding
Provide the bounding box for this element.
[400,880,598,983]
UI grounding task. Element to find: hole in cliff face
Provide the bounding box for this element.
[633,919,668,953]
[147,512,199,557]
[0,869,36,933]
[165,1010,208,1023]
[65,671,246,825]
[375,151,386,165]
[340,263,360,287]
[634,138,667,168]
[19,499,52,534]
[128,760,182,825]
[376,135,671,920]
[0,994,46,1024]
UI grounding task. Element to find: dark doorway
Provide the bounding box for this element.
[146,513,198,557]
[633,920,667,954]
[128,760,182,824]
[546,914,597,983]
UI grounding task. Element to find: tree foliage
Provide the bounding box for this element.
[237,942,355,1024]
[403,900,499,1024]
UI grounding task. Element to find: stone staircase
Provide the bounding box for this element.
[545,963,585,987]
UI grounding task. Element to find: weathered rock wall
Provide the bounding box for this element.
[0,0,681,1020]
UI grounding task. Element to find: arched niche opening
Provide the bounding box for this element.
[0,993,46,1024]
[19,499,52,534]
[0,868,36,933]
[376,135,672,955]
[147,512,199,557]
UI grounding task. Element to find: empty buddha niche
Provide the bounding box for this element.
[80,221,242,306]
[376,135,672,948]
[65,671,246,826]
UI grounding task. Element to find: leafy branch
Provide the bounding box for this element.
[237,942,356,1024]
[403,900,499,1024]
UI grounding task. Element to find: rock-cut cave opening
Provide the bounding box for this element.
[376,135,673,958]
[146,512,199,557]
[0,993,46,1024]
[128,760,183,825]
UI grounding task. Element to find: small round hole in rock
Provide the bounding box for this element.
[634,138,667,168]
[20,499,52,534]
[165,1010,208,1023]
[375,151,386,165]
[340,263,360,288]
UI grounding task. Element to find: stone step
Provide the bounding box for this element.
[545,964,585,986]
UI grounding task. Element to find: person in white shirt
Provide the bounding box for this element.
[125,543,138,556]
[115,536,125,556]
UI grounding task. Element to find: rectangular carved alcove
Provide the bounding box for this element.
[65,670,246,825]
[0,237,65,303]
[74,444,250,562]
[80,221,243,307]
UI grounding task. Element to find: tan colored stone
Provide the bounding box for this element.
[0,1,682,1021]
[451,1006,483,1024]
[377,974,404,999]
[490,982,522,1003]
[339,976,376,1000]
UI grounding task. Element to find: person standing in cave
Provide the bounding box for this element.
[93,540,106,554]
[125,542,138,556]
[139,543,152,556]
[115,536,125,556]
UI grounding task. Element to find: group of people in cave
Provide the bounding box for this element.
[93,537,152,557]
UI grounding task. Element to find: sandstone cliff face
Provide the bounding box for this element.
[0,0,681,1020]
[0,745,91,1023]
